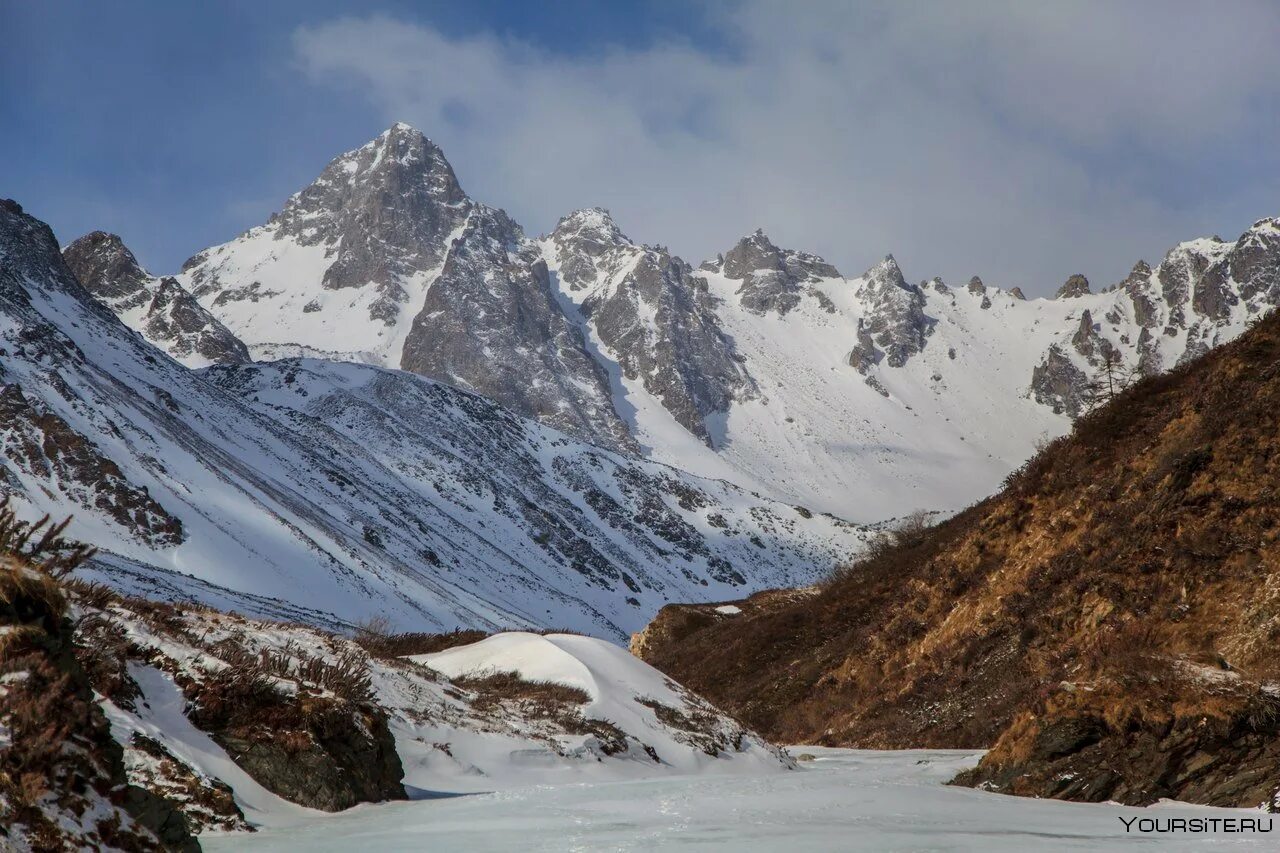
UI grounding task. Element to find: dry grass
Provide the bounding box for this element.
[454,669,591,711]
[353,625,489,659]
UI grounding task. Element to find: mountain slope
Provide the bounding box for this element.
[62,231,250,367]
[0,199,868,642]
[168,124,1280,520]
[178,123,631,450]
[635,309,1280,808]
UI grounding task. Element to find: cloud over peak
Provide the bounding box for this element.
[293,2,1280,294]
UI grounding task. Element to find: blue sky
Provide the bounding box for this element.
[4,1,1279,294]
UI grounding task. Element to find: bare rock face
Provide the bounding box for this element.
[852,255,932,370]
[967,277,993,309]
[597,253,755,446]
[1055,274,1092,299]
[400,206,632,451]
[718,229,840,316]
[1009,286,1027,300]
[179,124,475,358]
[1194,218,1280,320]
[1118,261,1158,330]
[549,209,758,447]
[953,692,1280,809]
[63,232,249,366]
[1070,309,1117,365]
[1030,344,1092,416]
[62,231,152,307]
[254,122,467,312]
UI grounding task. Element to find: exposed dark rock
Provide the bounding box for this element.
[0,384,184,547]
[953,690,1280,809]
[550,211,757,446]
[1055,274,1091,299]
[211,709,405,812]
[64,231,250,365]
[853,256,932,370]
[718,229,840,316]
[263,123,467,303]
[125,733,247,834]
[401,205,633,450]
[1070,309,1116,365]
[62,231,152,308]
[587,250,756,446]
[1029,344,1091,416]
[1230,218,1280,303]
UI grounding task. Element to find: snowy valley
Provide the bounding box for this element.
[4,120,1280,853]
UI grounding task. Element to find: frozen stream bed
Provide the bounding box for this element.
[203,748,1273,851]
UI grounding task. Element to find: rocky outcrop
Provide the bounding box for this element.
[589,250,755,446]
[401,205,632,450]
[1055,274,1091,298]
[192,122,470,318]
[851,256,932,370]
[953,681,1280,808]
[1029,344,1091,416]
[0,384,185,547]
[549,209,758,447]
[966,277,992,309]
[200,704,405,812]
[1069,310,1117,365]
[717,229,840,316]
[64,231,250,366]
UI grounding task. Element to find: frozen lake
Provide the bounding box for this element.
[203,749,1274,851]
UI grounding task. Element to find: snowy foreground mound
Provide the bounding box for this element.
[409,632,789,787]
[82,589,790,837]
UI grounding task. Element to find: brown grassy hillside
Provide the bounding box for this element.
[636,311,1280,807]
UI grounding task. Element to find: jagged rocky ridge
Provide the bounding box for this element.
[0,199,867,642]
[151,124,1280,519]
[635,310,1280,809]
[63,231,250,367]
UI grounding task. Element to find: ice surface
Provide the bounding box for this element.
[202,748,1273,851]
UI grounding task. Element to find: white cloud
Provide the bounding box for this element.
[292,2,1280,294]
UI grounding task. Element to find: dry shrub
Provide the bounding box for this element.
[0,498,97,579]
[454,669,590,711]
[354,626,488,659]
[452,668,627,752]
[73,610,139,707]
[206,637,374,704]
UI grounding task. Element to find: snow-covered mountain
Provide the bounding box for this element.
[0,199,867,641]
[159,124,1280,521]
[62,230,250,367]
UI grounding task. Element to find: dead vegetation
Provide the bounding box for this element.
[453,668,628,754]
[0,504,184,850]
[353,617,488,659]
